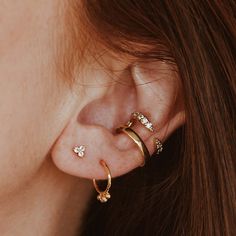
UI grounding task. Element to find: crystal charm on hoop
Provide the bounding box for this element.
[154,138,163,154]
[73,145,86,157]
[97,191,111,203]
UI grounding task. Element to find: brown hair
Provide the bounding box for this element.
[65,1,236,235]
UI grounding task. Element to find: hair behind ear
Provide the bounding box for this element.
[70,1,236,235]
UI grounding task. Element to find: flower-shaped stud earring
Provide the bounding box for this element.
[73,145,86,158]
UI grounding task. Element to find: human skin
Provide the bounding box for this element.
[0,1,185,235]
[0,1,93,235]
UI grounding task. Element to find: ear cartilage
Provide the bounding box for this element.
[73,145,86,158]
[153,137,163,155]
[127,111,155,132]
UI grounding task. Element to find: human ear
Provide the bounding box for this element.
[51,60,185,180]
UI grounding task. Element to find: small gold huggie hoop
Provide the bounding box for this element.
[93,160,112,203]
[116,126,150,167]
[127,111,155,132]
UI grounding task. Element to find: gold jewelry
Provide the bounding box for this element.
[93,160,112,203]
[73,145,86,158]
[154,137,163,154]
[116,126,150,167]
[127,111,155,132]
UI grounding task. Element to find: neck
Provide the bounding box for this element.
[0,158,93,236]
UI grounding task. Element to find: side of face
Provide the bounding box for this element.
[0,0,83,197]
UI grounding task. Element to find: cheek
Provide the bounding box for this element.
[0,0,75,197]
[0,73,72,197]
[0,65,76,198]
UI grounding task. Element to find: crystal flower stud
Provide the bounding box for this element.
[73,145,86,158]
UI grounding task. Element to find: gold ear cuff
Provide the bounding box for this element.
[116,126,150,167]
[117,111,163,167]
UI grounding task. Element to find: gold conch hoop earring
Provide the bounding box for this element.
[93,160,112,203]
[116,126,150,167]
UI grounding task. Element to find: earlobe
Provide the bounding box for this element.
[51,115,142,180]
[51,59,185,185]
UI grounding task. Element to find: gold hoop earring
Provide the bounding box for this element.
[116,126,150,167]
[93,160,112,203]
